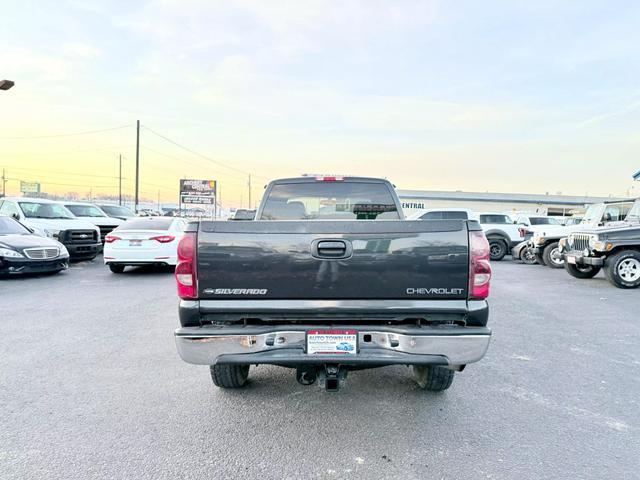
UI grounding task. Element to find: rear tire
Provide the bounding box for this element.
[543,242,564,268]
[564,262,601,279]
[109,264,125,274]
[521,246,538,265]
[412,365,455,391]
[604,250,640,289]
[488,239,507,261]
[210,364,250,388]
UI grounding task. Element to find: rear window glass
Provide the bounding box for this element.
[480,214,511,224]
[65,205,106,217]
[119,218,174,230]
[420,211,468,220]
[260,182,400,220]
[99,205,135,217]
[530,217,560,225]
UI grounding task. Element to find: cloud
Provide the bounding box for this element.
[0,47,72,82]
[60,42,102,59]
[577,99,640,128]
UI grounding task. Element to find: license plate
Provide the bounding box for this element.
[306,329,357,355]
[129,240,142,246]
[567,255,576,264]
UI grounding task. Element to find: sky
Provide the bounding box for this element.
[2,0,640,207]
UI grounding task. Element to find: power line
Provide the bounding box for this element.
[0,145,134,157]
[4,177,118,189]
[139,146,247,186]
[141,125,251,178]
[0,125,133,140]
[1,165,125,180]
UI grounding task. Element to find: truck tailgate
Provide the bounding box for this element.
[197,220,470,300]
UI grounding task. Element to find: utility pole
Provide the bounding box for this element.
[157,190,160,212]
[1,168,6,197]
[118,155,122,205]
[248,174,251,209]
[135,120,140,212]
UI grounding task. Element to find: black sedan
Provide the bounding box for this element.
[0,216,70,276]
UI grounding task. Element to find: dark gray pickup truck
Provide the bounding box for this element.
[174,176,492,392]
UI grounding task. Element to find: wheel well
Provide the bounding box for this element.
[487,235,508,245]
[607,246,640,257]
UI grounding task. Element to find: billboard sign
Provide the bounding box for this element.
[180,179,216,197]
[179,179,217,215]
[20,181,41,194]
[181,195,214,205]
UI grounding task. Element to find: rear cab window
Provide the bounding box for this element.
[119,218,174,230]
[530,217,560,225]
[421,211,468,220]
[260,181,400,220]
[479,214,511,224]
[65,205,106,217]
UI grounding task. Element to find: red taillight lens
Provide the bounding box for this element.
[105,235,120,243]
[150,235,175,243]
[175,232,197,299]
[518,228,527,238]
[469,230,491,299]
[315,175,344,182]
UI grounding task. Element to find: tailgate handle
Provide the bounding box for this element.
[312,239,352,259]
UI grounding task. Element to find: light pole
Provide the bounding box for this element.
[0,80,15,91]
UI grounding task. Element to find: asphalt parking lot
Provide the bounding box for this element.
[2,258,639,480]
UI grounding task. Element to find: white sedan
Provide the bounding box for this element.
[103,217,188,273]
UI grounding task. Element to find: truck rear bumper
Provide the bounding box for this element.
[174,325,491,367]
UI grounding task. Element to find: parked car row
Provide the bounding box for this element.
[407,208,561,261]
[0,198,104,260]
[0,211,189,277]
[513,199,640,289]
[0,196,193,277]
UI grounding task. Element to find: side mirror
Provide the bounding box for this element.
[11,213,19,220]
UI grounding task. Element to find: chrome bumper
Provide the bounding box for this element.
[175,326,491,367]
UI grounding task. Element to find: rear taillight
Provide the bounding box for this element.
[150,235,175,243]
[105,235,120,243]
[518,228,527,238]
[469,230,491,299]
[175,232,197,299]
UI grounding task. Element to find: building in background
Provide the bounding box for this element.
[397,189,627,217]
